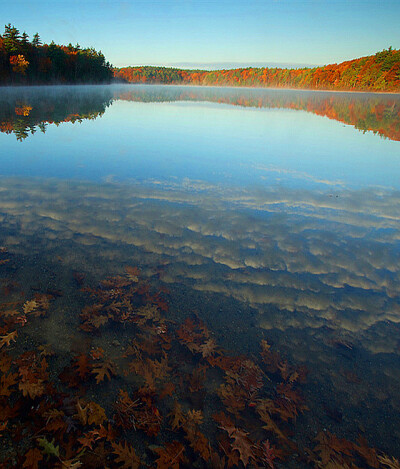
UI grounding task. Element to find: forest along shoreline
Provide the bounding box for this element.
[1,24,399,92]
[0,24,113,85]
[113,48,400,93]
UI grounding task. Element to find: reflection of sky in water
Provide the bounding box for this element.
[1,89,399,189]
[0,85,399,341]
[1,177,400,458]
[0,85,399,343]
[1,86,400,456]
[1,178,399,356]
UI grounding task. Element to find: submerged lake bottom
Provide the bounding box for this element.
[0,177,399,468]
[0,84,400,468]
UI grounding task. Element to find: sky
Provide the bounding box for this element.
[0,0,399,69]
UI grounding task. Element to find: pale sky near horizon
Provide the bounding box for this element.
[0,0,399,69]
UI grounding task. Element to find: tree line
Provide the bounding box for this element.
[114,48,400,92]
[0,24,113,84]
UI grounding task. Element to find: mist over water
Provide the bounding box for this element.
[0,84,400,466]
[1,84,399,188]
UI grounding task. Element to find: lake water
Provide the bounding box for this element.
[0,84,399,468]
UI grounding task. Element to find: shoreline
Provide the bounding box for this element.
[1,81,400,95]
[114,81,400,95]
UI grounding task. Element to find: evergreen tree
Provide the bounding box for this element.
[0,24,113,84]
[32,32,41,47]
[3,23,21,54]
[21,31,29,45]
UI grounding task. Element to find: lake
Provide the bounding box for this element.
[0,84,399,468]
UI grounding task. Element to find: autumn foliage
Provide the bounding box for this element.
[114,48,400,93]
[0,244,398,468]
[0,24,113,84]
[0,87,113,141]
[1,85,399,143]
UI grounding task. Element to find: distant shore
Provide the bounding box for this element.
[113,49,400,94]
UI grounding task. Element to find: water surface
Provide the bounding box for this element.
[0,84,399,468]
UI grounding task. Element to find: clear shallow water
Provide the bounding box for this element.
[0,85,400,468]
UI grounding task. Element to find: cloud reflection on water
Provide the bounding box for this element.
[0,177,399,353]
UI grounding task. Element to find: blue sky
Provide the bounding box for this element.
[1,0,399,68]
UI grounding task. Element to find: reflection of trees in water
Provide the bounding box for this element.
[1,85,399,142]
[0,86,113,140]
[115,86,400,141]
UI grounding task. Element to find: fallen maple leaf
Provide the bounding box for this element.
[77,433,96,450]
[92,360,117,384]
[200,338,218,358]
[78,425,108,450]
[256,440,277,469]
[221,425,255,467]
[73,354,91,379]
[112,441,140,469]
[168,401,186,431]
[154,441,185,469]
[23,300,38,315]
[22,447,43,469]
[186,409,203,426]
[19,379,45,399]
[87,401,107,426]
[0,330,17,348]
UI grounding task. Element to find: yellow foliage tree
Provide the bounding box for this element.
[9,54,29,75]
